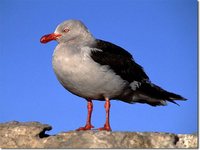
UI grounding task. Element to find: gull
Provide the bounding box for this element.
[40,20,186,131]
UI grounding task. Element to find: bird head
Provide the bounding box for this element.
[40,20,92,44]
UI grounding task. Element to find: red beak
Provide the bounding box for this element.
[40,33,62,44]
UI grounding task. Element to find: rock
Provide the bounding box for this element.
[0,121,197,148]
[176,133,198,148]
[0,121,51,148]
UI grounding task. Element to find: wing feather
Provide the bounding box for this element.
[90,39,149,83]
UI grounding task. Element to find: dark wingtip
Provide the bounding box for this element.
[170,100,180,106]
[168,96,187,106]
[182,97,187,101]
[168,92,187,101]
[174,96,187,101]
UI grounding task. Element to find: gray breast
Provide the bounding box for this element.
[52,45,128,99]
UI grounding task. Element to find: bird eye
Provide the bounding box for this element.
[63,28,70,33]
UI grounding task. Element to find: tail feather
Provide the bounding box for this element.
[132,82,186,106]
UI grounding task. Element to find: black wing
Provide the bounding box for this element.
[90,39,149,83]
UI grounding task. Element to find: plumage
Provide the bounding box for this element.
[91,39,149,82]
[90,39,186,105]
[40,19,186,131]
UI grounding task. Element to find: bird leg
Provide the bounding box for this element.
[76,99,94,131]
[98,98,112,131]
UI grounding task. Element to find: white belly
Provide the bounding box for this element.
[52,46,128,99]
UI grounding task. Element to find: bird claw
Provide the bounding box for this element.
[76,124,94,131]
[98,124,112,131]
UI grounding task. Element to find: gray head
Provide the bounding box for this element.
[40,19,94,44]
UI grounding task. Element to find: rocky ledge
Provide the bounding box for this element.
[0,121,197,148]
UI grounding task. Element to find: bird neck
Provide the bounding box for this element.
[65,33,95,47]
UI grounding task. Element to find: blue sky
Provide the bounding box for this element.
[0,0,197,135]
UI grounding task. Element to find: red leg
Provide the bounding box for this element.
[76,99,94,131]
[98,98,112,131]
